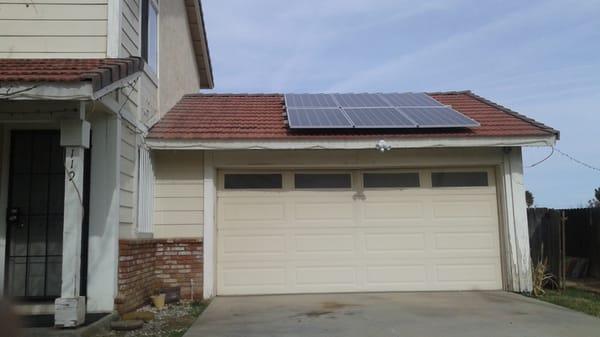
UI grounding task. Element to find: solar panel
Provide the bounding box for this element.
[287,108,352,128]
[284,93,338,107]
[380,92,443,107]
[332,93,389,107]
[398,107,480,128]
[284,92,479,129]
[343,107,416,128]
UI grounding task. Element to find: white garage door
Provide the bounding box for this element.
[216,169,503,295]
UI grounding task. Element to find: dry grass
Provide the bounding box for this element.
[532,257,559,297]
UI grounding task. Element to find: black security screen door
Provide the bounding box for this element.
[5,130,65,300]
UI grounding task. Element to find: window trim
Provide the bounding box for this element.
[293,172,353,190]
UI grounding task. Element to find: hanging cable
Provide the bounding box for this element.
[526,146,555,168]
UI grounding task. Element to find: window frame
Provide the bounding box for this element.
[293,172,353,190]
[362,171,421,189]
[430,171,489,188]
[222,173,283,190]
[141,0,159,76]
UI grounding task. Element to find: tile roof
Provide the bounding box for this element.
[147,91,559,140]
[0,57,143,91]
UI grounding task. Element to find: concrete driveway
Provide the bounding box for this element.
[185,292,600,337]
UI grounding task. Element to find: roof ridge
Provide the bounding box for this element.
[426,90,472,95]
[184,93,283,97]
[464,91,560,139]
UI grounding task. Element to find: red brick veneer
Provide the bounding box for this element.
[116,238,203,313]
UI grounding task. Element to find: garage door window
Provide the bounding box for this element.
[224,174,282,189]
[363,173,420,188]
[431,172,488,187]
[295,173,351,189]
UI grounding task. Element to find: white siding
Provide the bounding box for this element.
[0,1,108,58]
[136,146,154,233]
[153,151,203,238]
[119,121,137,236]
[120,0,140,57]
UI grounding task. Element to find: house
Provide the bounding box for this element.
[0,0,212,324]
[0,0,561,327]
[146,91,559,297]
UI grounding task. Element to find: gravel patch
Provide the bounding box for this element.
[95,301,207,337]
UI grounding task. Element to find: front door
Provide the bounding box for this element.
[5,130,65,300]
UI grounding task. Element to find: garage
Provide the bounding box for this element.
[216,168,503,295]
[148,91,558,297]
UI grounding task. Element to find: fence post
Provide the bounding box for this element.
[560,211,567,290]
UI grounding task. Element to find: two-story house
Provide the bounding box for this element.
[0,0,212,324]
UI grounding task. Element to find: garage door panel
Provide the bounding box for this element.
[294,234,355,254]
[220,234,286,257]
[362,200,424,220]
[364,233,426,253]
[220,266,287,288]
[295,266,357,286]
[294,201,354,221]
[434,232,496,250]
[220,200,285,223]
[365,265,428,284]
[432,200,495,219]
[434,262,501,284]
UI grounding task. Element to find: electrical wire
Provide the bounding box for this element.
[0,84,38,97]
[526,146,554,168]
[554,148,600,173]
[526,146,600,173]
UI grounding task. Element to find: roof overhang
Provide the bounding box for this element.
[0,72,141,101]
[147,134,557,150]
[185,0,214,89]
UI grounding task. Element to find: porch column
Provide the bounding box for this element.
[57,117,90,326]
[61,146,86,297]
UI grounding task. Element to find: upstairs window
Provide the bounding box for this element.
[141,0,158,74]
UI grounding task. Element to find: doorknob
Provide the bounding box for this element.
[7,208,22,227]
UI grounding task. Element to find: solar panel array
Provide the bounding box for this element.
[284,93,480,129]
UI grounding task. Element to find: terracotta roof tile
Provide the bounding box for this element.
[0,57,143,91]
[148,91,559,140]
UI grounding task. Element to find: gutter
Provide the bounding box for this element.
[146,135,558,150]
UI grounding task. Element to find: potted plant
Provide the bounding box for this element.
[150,290,166,310]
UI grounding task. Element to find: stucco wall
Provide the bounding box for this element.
[153,151,204,238]
[158,0,201,115]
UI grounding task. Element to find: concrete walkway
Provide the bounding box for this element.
[185,291,600,337]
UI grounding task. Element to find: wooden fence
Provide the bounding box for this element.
[528,207,600,284]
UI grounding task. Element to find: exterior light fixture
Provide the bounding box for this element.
[375,139,392,152]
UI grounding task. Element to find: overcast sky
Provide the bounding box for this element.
[202,0,600,208]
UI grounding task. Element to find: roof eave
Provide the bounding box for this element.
[186,0,214,89]
[146,134,558,150]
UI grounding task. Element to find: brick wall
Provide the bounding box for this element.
[117,238,203,313]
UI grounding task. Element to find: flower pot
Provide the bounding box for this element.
[150,294,166,310]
